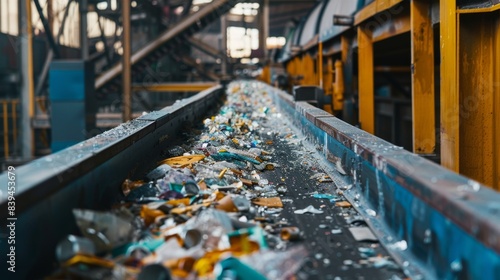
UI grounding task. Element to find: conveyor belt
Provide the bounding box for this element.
[2,81,500,279]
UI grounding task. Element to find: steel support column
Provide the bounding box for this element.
[456,7,500,190]
[411,0,435,154]
[221,15,228,78]
[34,0,60,58]
[440,0,459,172]
[260,0,269,59]
[318,41,323,87]
[19,0,35,159]
[80,0,88,60]
[357,26,375,134]
[122,0,132,122]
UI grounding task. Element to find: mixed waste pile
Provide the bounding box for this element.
[51,82,403,280]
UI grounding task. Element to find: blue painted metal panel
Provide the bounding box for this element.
[49,60,97,152]
[266,82,500,279]
[0,86,224,279]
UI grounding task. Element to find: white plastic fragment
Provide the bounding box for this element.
[293,205,324,214]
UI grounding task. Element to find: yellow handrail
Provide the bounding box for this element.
[1,99,20,159]
[2,101,8,158]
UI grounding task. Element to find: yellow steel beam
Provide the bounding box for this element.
[355,0,404,25]
[457,11,500,190]
[323,56,334,114]
[2,101,8,158]
[411,0,435,155]
[302,54,315,85]
[440,0,459,172]
[372,11,411,43]
[333,60,344,112]
[132,82,218,92]
[357,26,375,134]
[12,100,17,150]
[495,16,500,190]
[318,41,323,88]
[457,3,500,14]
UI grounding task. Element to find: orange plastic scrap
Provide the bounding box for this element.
[239,178,254,187]
[122,179,145,196]
[170,202,211,215]
[140,205,166,226]
[198,179,208,190]
[166,198,191,207]
[163,257,196,278]
[335,201,352,208]
[251,197,283,208]
[158,154,205,168]
[228,235,260,255]
[214,195,243,212]
[62,254,115,268]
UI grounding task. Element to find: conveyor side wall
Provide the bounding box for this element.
[0,86,224,279]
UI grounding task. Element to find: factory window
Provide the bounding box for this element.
[227,27,259,58]
[0,0,19,35]
[230,3,259,16]
[266,36,286,49]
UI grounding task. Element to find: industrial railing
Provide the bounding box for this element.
[0,99,18,159]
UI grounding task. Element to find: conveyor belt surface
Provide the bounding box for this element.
[3,81,500,280]
[49,81,405,279]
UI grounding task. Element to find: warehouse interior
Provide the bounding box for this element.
[1,0,500,279]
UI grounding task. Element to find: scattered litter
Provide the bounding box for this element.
[336,201,352,208]
[252,197,284,208]
[336,160,347,175]
[280,227,301,241]
[370,256,400,269]
[331,229,343,235]
[358,247,376,258]
[365,209,377,217]
[388,240,408,251]
[294,205,324,214]
[348,227,378,242]
[49,82,402,279]
[313,193,337,200]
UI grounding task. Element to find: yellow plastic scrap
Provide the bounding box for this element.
[193,257,214,277]
[164,257,196,278]
[218,168,229,179]
[169,202,211,215]
[158,154,205,168]
[166,198,191,207]
[251,197,283,208]
[140,205,166,226]
[62,254,115,269]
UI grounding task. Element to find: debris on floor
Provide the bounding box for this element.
[49,82,404,279]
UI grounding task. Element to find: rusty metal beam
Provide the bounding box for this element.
[132,82,217,92]
[457,11,500,190]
